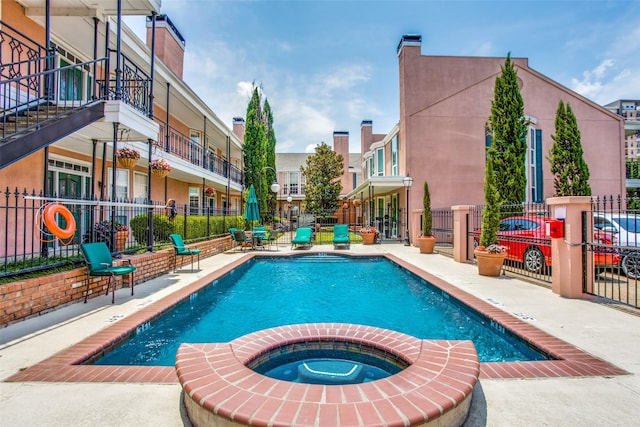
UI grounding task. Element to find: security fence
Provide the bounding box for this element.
[469,202,552,283]
[586,195,639,308]
[0,187,243,280]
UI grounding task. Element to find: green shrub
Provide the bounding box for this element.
[422,181,432,236]
[130,214,175,245]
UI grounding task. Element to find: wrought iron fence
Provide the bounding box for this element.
[469,202,551,283]
[0,187,244,279]
[586,195,640,308]
[432,208,453,248]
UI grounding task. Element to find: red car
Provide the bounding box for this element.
[475,216,619,273]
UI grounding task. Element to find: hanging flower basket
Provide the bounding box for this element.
[115,147,140,168]
[118,157,138,168]
[152,168,169,178]
[205,187,216,196]
[150,158,171,178]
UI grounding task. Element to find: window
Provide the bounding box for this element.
[527,127,543,202]
[108,168,129,199]
[190,130,201,166]
[368,157,374,178]
[288,172,299,195]
[376,148,384,176]
[391,135,398,175]
[189,187,200,215]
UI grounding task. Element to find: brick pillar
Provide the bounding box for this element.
[452,205,474,263]
[547,196,592,298]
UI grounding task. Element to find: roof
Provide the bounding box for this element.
[276,152,362,171]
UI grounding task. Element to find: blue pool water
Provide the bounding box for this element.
[252,349,404,385]
[94,255,547,366]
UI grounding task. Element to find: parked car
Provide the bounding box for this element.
[475,216,619,274]
[594,213,640,278]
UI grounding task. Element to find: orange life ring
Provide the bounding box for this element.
[43,203,76,239]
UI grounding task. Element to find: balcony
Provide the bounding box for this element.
[155,121,242,185]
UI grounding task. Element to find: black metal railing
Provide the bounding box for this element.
[155,121,243,185]
[586,195,640,308]
[469,202,551,282]
[1,23,154,142]
[0,187,244,279]
[432,208,453,248]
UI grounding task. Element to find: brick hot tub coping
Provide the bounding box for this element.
[175,323,480,427]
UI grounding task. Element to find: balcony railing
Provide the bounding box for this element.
[155,121,242,185]
[1,21,153,141]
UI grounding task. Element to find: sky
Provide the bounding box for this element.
[124,0,640,154]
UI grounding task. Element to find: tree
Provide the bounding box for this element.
[548,100,591,196]
[243,86,265,193]
[487,53,527,206]
[480,155,501,247]
[300,142,344,214]
[242,85,278,220]
[421,181,432,236]
[263,99,277,218]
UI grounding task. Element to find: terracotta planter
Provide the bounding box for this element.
[152,169,169,178]
[418,235,436,254]
[361,232,375,245]
[474,249,507,276]
[115,230,129,252]
[117,157,138,168]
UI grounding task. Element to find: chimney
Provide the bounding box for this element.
[360,120,372,156]
[396,34,421,57]
[233,117,245,141]
[333,131,350,196]
[146,14,185,79]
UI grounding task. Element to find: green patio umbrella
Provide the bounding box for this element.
[243,184,261,224]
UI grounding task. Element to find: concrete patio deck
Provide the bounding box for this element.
[1,243,639,426]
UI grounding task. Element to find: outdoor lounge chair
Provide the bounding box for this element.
[169,233,202,272]
[332,224,350,249]
[291,227,313,249]
[230,228,252,252]
[80,242,136,304]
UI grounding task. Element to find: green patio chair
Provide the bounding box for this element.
[169,233,202,272]
[291,227,313,249]
[80,242,136,304]
[230,228,252,252]
[332,224,351,249]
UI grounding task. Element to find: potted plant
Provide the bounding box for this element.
[84,220,130,252]
[475,156,507,276]
[417,181,436,253]
[150,158,171,178]
[359,225,377,245]
[115,147,140,168]
[204,187,216,196]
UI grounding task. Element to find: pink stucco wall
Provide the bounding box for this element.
[398,39,625,213]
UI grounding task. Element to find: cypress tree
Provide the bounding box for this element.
[243,86,264,193]
[263,99,277,219]
[548,100,591,196]
[488,53,527,206]
[480,155,501,247]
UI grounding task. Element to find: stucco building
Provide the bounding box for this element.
[0,1,244,258]
[346,34,626,243]
[604,99,640,160]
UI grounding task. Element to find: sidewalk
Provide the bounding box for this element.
[1,244,639,426]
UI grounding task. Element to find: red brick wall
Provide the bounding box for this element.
[0,236,233,327]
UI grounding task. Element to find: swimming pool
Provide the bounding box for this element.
[94,254,547,365]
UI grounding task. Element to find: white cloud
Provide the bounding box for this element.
[305,143,320,153]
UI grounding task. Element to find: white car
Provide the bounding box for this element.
[594,213,640,278]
